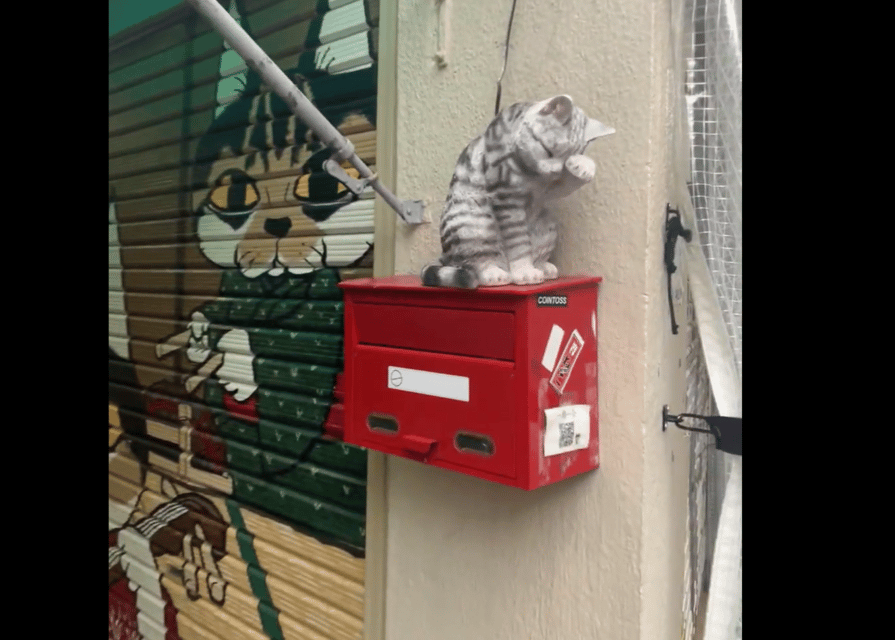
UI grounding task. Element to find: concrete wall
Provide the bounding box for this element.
[383,0,691,638]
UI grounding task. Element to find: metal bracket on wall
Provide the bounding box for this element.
[434,0,450,68]
[663,203,692,334]
[662,405,742,456]
[186,0,426,225]
[323,159,376,196]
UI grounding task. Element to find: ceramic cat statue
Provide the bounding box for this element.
[421,95,614,288]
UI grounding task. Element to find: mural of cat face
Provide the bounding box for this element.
[195,143,373,279]
[193,0,377,279]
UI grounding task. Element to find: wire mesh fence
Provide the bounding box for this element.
[678,0,741,638]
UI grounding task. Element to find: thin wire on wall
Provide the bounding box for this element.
[494,0,519,115]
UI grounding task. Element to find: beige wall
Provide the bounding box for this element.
[381,0,692,637]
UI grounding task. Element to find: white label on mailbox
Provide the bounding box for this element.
[387,366,469,402]
[543,405,590,456]
[541,324,565,371]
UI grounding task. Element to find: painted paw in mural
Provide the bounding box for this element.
[183,523,227,605]
[216,329,258,402]
[186,311,212,363]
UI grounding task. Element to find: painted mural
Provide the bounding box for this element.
[109,1,378,638]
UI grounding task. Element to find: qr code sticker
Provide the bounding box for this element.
[558,421,575,448]
[544,405,589,457]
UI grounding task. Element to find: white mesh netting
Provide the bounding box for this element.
[684,0,742,374]
[675,0,742,639]
[681,302,713,640]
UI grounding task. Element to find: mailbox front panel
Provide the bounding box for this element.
[340,275,601,489]
[350,345,518,480]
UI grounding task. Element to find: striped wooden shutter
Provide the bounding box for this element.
[109,2,377,638]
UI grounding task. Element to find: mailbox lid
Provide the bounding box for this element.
[350,303,515,361]
[340,275,601,361]
[339,275,602,297]
[347,345,517,479]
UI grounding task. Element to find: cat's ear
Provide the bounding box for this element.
[540,95,574,124]
[214,1,251,118]
[585,118,615,142]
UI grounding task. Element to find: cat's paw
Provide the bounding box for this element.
[479,265,512,287]
[538,262,559,280]
[565,154,596,182]
[538,158,565,177]
[511,264,545,285]
[216,329,258,401]
[186,311,212,363]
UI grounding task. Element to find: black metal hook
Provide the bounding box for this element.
[663,405,741,456]
[663,204,692,335]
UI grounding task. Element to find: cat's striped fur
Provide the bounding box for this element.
[422,95,613,288]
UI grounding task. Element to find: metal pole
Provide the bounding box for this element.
[186,0,424,224]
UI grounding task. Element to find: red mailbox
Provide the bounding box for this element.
[338,275,601,490]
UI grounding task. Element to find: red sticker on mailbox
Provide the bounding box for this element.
[549,329,584,394]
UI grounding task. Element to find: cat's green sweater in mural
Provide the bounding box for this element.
[194,268,367,550]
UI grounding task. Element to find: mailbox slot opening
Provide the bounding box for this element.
[367,413,399,434]
[455,432,495,457]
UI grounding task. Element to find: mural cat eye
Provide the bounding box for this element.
[206,169,260,224]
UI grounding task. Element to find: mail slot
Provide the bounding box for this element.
[339,275,601,490]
